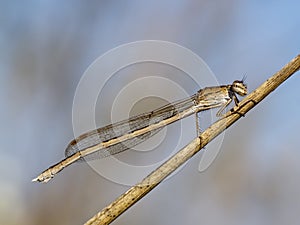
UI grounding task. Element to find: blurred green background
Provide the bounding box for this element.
[1,1,300,225]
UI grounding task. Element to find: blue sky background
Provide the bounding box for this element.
[1,1,300,225]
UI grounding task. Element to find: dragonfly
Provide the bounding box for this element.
[32,80,247,183]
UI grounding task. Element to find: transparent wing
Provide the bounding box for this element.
[65,94,197,161]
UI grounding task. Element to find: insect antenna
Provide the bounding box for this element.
[241,74,247,83]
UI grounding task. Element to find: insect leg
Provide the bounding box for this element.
[232,93,240,105]
[216,98,232,117]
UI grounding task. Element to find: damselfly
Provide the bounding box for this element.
[33,80,247,183]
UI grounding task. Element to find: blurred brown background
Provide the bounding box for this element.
[1,1,300,225]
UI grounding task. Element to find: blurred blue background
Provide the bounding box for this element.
[1,1,300,225]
